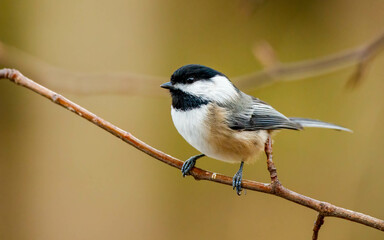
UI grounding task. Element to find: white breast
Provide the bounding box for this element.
[171,105,268,164]
[171,105,213,155]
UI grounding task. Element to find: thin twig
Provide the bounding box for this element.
[264,135,279,187]
[237,31,384,89]
[313,214,325,240]
[1,68,384,234]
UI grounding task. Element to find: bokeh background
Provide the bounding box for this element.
[1,0,384,239]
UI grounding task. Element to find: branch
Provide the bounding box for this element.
[1,68,384,235]
[313,214,325,240]
[236,31,384,89]
[264,135,279,186]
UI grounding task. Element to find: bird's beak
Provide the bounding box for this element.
[160,81,174,90]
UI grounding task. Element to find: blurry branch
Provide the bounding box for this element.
[2,31,384,96]
[236,31,384,89]
[312,214,325,240]
[0,42,167,96]
[252,40,279,68]
[1,68,384,237]
[237,0,267,16]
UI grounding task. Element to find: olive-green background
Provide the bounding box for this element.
[1,0,384,239]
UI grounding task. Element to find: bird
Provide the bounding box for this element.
[161,64,351,195]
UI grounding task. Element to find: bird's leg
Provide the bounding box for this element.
[265,135,280,187]
[232,161,244,196]
[181,154,205,177]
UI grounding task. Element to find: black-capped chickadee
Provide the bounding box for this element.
[161,64,351,195]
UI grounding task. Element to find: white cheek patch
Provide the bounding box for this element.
[175,80,216,98]
[174,75,239,103]
[209,75,239,103]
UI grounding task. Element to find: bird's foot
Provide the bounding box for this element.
[181,157,196,177]
[232,171,243,195]
[232,162,244,196]
[232,175,243,196]
[181,154,205,177]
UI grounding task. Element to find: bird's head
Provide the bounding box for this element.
[161,64,239,105]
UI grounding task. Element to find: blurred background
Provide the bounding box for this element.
[1,0,384,239]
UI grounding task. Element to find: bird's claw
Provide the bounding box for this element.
[181,157,196,177]
[232,171,243,196]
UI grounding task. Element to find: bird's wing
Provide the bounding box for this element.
[228,97,302,131]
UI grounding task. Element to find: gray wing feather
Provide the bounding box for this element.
[289,118,352,132]
[228,97,351,132]
[228,97,302,131]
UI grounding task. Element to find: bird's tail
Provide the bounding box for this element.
[289,117,352,132]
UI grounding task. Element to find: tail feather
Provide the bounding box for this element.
[289,117,352,132]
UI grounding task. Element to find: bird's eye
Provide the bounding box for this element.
[186,77,195,83]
